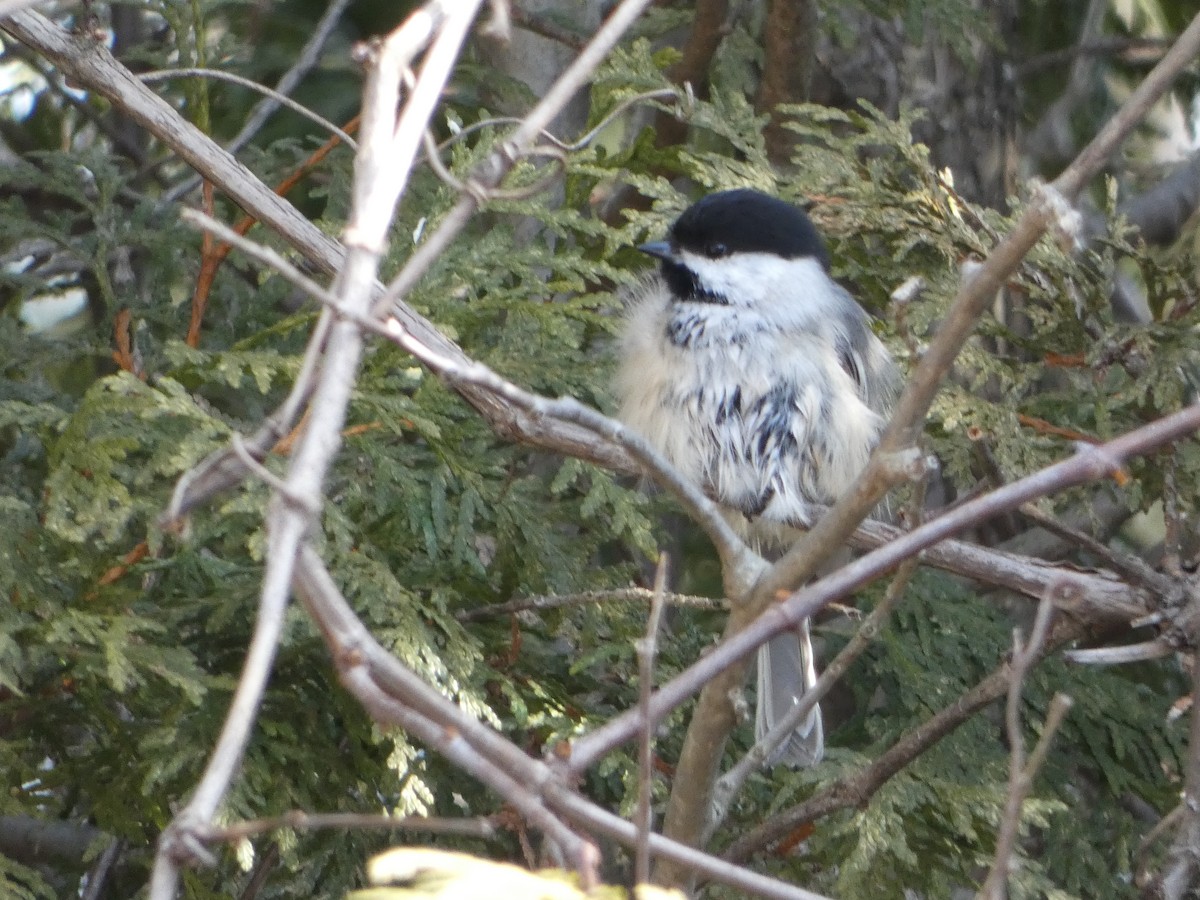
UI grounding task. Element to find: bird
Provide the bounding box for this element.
[615,187,899,766]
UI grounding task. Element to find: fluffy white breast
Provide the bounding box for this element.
[616,264,888,531]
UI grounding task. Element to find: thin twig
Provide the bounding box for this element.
[139,68,357,147]
[178,207,339,307]
[236,842,278,900]
[200,811,496,842]
[707,556,920,841]
[1137,802,1185,885]
[340,665,598,881]
[420,126,567,200]
[510,5,586,50]
[988,694,1073,896]
[232,0,353,153]
[372,0,663,314]
[1063,640,1174,665]
[164,0,354,203]
[455,587,722,622]
[2,10,350,273]
[1017,36,1172,76]
[79,839,123,900]
[1017,500,1172,595]
[707,477,930,842]
[15,49,153,163]
[551,789,836,900]
[762,8,1200,603]
[722,616,1084,863]
[150,514,293,885]
[1157,644,1200,898]
[850,517,1151,627]
[979,596,1071,899]
[1022,0,1109,169]
[635,554,669,885]
[425,88,677,156]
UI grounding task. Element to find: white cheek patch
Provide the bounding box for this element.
[676,251,843,322]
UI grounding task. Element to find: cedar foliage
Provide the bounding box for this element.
[2,3,1198,898]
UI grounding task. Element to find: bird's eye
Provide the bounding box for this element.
[706,241,729,258]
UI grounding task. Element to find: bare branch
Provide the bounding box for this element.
[709,555,919,842]
[1023,0,1110,169]
[1064,640,1174,665]
[980,597,1071,899]
[553,791,839,900]
[149,4,484,897]
[163,0,355,202]
[571,402,1200,776]
[1017,36,1172,77]
[139,68,357,147]
[510,5,585,51]
[1,9,346,272]
[724,616,1084,863]
[710,469,929,842]
[149,496,292,892]
[345,666,598,879]
[3,6,670,517]
[0,815,109,870]
[0,0,41,19]
[635,555,669,885]
[79,838,124,900]
[199,811,496,842]
[455,587,722,623]
[1156,644,1200,898]
[655,129,1189,870]
[373,0,665,314]
[756,0,817,163]
[1137,802,1185,888]
[653,0,728,148]
[15,4,1200,896]
[850,518,1153,626]
[292,547,832,900]
[177,208,340,307]
[1017,500,1171,595]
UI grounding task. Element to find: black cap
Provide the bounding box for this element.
[665,189,830,269]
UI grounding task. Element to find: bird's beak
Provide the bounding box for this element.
[637,240,674,261]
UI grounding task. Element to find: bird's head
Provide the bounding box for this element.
[638,189,831,307]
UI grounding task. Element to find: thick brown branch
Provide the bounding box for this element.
[851,519,1155,626]
[756,0,817,163]
[654,0,728,147]
[0,815,110,870]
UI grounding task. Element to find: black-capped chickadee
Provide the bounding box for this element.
[617,188,899,766]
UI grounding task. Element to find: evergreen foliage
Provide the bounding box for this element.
[1,4,1197,898]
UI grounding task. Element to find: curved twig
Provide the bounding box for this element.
[139,68,357,147]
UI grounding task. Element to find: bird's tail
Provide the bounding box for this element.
[755,618,823,767]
